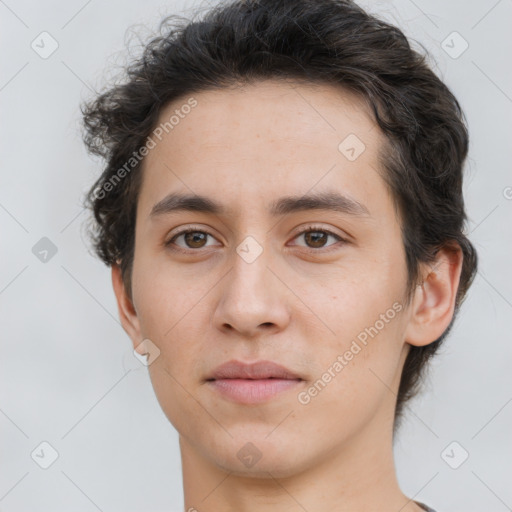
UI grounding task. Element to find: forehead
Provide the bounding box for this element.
[138,79,390,219]
[152,79,378,151]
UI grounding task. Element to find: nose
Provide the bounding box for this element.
[212,245,291,339]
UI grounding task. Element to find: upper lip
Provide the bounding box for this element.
[207,360,303,380]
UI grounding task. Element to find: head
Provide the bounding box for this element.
[82,0,477,473]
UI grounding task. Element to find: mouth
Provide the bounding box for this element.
[205,360,304,404]
[206,378,302,404]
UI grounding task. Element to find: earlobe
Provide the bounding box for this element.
[404,246,464,347]
[111,264,141,347]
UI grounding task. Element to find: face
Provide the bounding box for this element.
[115,80,427,477]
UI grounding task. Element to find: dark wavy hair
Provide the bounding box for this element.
[81,0,477,429]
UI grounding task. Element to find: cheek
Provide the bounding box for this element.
[310,263,405,344]
[135,276,210,429]
[131,249,204,339]
[294,309,406,440]
[300,270,407,400]
[130,262,207,423]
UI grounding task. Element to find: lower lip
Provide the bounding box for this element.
[207,378,302,404]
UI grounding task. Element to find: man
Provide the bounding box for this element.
[82,1,477,510]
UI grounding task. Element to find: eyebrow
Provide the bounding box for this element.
[150,191,370,218]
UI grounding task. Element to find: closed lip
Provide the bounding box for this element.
[206,360,303,381]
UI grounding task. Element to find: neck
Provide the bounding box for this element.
[180,409,422,512]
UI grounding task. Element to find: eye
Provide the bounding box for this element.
[165,228,220,252]
[290,225,347,252]
[165,225,347,254]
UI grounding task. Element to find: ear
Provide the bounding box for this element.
[404,245,464,347]
[111,264,141,348]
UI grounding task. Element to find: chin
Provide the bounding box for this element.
[206,435,311,479]
[216,457,307,480]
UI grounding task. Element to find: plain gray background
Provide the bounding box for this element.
[1,0,511,510]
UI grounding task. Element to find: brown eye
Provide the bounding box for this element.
[183,231,208,248]
[291,226,347,252]
[303,231,329,248]
[166,229,218,251]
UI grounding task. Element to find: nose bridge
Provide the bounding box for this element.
[229,213,272,287]
[230,234,274,302]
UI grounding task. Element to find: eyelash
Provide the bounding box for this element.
[165,225,348,254]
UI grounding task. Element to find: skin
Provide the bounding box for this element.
[112,79,463,512]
